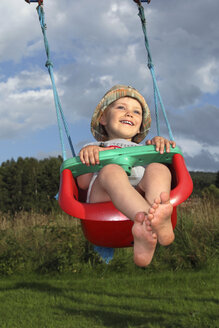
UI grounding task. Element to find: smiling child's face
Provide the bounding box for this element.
[99,97,143,141]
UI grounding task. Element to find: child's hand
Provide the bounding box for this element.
[79,145,115,166]
[146,137,176,154]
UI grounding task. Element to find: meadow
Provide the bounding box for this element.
[0,196,218,327]
[0,268,218,328]
[0,196,218,275]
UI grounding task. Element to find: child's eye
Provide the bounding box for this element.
[134,110,141,115]
[117,106,125,110]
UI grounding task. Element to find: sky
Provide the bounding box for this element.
[0,0,218,172]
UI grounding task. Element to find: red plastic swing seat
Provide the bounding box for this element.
[58,153,193,248]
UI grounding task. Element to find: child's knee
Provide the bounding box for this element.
[98,164,126,183]
[146,163,171,178]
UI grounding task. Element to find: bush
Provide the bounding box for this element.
[202,184,219,199]
[0,197,218,275]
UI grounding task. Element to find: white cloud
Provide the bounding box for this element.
[196,60,219,94]
[0,1,40,62]
[0,69,57,138]
[176,137,219,172]
[176,138,203,156]
[0,0,219,171]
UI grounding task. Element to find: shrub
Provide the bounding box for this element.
[0,197,218,275]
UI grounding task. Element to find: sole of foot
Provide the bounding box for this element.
[132,212,157,267]
[148,192,174,246]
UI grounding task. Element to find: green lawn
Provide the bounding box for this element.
[0,268,218,328]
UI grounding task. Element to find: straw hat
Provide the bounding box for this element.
[91,84,151,143]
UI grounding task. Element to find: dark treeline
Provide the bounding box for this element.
[0,156,218,214]
[190,171,218,195]
[0,157,62,214]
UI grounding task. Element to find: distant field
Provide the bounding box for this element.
[0,268,218,328]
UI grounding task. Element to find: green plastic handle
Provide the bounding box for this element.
[60,145,183,177]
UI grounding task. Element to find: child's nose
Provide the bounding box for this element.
[125,110,133,117]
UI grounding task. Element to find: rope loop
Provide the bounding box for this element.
[45,60,53,68]
[133,0,151,5]
[147,62,154,70]
[25,0,43,5]
[138,11,146,24]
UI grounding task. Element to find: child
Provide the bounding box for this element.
[77,85,176,267]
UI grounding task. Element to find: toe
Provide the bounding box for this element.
[134,212,146,224]
[149,207,155,214]
[152,202,159,210]
[154,197,161,205]
[152,232,157,239]
[145,219,151,226]
[160,192,170,204]
[148,213,154,221]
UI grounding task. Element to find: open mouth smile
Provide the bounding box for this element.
[120,120,134,126]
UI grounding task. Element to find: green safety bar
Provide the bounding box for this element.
[61,145,182,177]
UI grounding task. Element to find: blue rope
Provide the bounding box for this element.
[137,2,174,141]
[35,2,174,160]
[36,5,76,159]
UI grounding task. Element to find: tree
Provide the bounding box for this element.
[215,171,219,188]
[0,156,62,214]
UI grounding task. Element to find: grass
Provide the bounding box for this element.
[0,196,218,327]
[0,195,218,275]
[0,268,218,328]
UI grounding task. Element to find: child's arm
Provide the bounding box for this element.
[146,136,176,154]
[77,145,114,190]
[79,145,115,166]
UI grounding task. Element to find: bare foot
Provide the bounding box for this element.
[148,192,174,246]
[132,212,157,267]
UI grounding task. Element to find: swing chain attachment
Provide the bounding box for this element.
[133,0,151,5]
[25,0,43,6]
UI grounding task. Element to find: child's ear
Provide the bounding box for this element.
[100,112,107,126]
[138,122,142,134]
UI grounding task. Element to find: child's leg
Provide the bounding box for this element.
[88,163,173,266]
[137,163,174,246]
[89,164,158,267]
[89,164,152,219]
